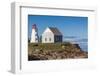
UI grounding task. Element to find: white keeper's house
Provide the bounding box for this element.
[42,27,63,43]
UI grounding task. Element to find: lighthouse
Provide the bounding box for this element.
[30,24,39,43]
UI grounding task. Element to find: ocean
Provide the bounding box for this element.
[78,42,88,52]
[63,37,88,52]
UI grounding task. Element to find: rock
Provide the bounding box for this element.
[28,43,88,60]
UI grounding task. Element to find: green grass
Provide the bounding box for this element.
[28,42,72,51]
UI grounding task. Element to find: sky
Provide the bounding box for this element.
[28,15,88,51]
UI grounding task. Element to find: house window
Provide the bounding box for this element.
[45,38,47,41]
[55,36,60,42]
[56,37,58,41]
[49,38,51,41]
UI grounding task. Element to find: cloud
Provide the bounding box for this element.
[63,36,88,44]
[63,36,87,41]
[75,38,88,42]
[64,36,77,39]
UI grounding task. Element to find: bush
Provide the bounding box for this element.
[61,42,71,46]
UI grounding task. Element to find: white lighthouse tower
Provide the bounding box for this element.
[30,24,39,43]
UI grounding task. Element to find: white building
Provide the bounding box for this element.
[42,27,63,43]
[30,24,39,43]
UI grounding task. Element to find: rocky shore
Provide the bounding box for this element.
[28,43,88,60]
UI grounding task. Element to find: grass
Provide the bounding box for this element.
[28,42,72,51]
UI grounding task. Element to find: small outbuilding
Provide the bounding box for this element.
[42,27,63,43]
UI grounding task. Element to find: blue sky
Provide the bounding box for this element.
[28,15,88,51]
[28,15,88,40]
